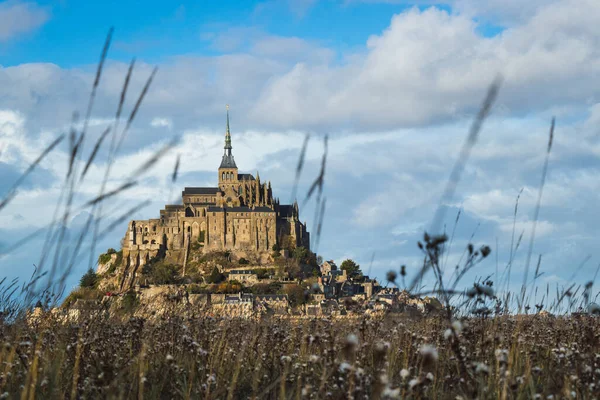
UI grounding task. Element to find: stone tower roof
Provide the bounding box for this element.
[219,105,237,169]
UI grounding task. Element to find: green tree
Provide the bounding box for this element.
[340,259,362,279]
[293,246,308,263]
[149,263,180,284]
[254,268,270,279]
[206,266,225,284]
[80,268,98,288]
[282,284,306,307]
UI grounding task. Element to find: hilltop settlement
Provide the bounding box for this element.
[59,109,442,320]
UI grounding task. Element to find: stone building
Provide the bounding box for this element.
[227,270,259,284]
[118,107,310,290]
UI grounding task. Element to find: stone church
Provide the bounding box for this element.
[120,107,310,275]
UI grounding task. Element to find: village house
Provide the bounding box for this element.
[227,270,259,284]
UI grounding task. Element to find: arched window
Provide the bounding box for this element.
[222,172,225,181]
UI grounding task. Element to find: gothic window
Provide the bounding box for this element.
[222,172,225,181]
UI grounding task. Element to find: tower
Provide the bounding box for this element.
[218,105,238,189]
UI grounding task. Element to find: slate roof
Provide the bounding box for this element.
[255,294,288,301]
[229,270,256,275]
[279,205,294,217]
[206,206,276,213]
[238,173,255,181]
[182,187,220,195]
[219,154,237,168]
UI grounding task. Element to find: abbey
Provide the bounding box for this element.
[121,107,310,274]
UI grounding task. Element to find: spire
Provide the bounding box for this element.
[219,104,237,169]
[225,104,232,154]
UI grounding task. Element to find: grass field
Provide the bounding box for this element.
[1,312,598,399]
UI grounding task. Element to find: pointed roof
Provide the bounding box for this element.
[219,104,237,169]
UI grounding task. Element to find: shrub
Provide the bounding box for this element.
[61,287,103,308]
[250,282,280,294]
[281,284,306,307]
[80,268,98,288]
[148,262,180,284]
[98,252,112,265]
[215,282,242,294]
[107,250,123,274]
[107,248,117,254]
[186,284,207,294]
[198,231,205,243]
[121,290,138,312]
[254,268,270,279]
[206,267,225,284]
[239,258,249,265]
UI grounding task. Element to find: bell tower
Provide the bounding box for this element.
[218,105,238,190]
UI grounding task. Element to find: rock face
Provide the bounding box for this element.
[94,286,291,320]
[97,253,118,275]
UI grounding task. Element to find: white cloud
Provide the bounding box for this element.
[251,1,600,130]
[150,117,173,129]
[0,1,49,42]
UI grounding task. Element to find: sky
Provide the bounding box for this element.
[1,0,600,307]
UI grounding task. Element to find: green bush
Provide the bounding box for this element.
[107,250,123,274]
[98,252,112,265]
[148,262,180,284]
[186,284,207,294]
[206,267,225,284]
[239,258,249,265]
[121,290,138,313]
[61,287,103,308]
[198,231,205,243]
[80,268,98,288]
[107,248,117,254]
[254,268,270,279]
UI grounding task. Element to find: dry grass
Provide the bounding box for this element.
[1,313,599,399]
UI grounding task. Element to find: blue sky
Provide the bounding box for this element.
[1,0,600,308]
